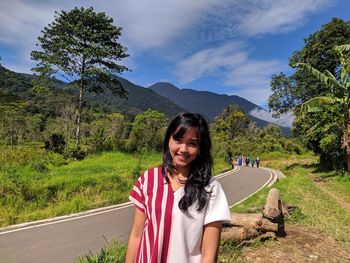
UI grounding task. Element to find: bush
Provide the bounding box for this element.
[64,148,86,160]
[45,133,66,154]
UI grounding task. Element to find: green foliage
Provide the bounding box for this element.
[31,6,129,148]
[64,147,86,160]
[212,105,250,141]
[44,133,66,154]
[77,239,126,263]
[127,109,168,152]
[0,150,162,227]
[211,105,305,161]
[268,18,350,171]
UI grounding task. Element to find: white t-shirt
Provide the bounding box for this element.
[167,178,232,263]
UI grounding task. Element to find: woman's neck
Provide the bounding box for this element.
[174,166,190,179]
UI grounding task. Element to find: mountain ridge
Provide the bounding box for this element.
[148,82,291,135]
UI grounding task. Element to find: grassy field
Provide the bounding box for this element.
[0,147,229,227]
[77,153,350,262]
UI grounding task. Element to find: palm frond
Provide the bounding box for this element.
[300,96,336,114]
[294,62,345,90]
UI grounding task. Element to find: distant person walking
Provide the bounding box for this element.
[237,155,243,166]
[251,158,255,168]
[227,151,234,169]
[256,156,260,168]
[245,156,250,167]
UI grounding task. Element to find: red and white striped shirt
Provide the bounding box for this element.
[129,167,231,263]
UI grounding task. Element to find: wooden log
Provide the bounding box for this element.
[280,200,298,217]
[260,218,278,233]
[231,213,263,228]
[221,226,259,242]
[263,188,281,220]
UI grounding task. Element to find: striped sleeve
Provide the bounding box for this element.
[129,174,145,213]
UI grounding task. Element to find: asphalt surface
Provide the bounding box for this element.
[0,166,273,263]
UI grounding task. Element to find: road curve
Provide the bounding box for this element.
[0,166,273,263]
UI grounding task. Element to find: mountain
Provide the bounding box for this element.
[85,77,186,117]
[149,82,291,135]
[0,65,185,118]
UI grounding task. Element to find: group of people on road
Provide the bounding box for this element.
[228,152,260,168]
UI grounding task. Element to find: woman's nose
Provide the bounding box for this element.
[179,143,189,152]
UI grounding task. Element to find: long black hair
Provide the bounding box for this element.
[162,112,213,212]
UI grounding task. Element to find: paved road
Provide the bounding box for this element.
[0,166,273,263]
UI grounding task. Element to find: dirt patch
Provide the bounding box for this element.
[237,225,350,263]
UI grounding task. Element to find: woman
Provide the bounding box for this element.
[125,113,231,263]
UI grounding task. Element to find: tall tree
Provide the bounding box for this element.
[31,7,129,148]
[212,105,250,141]
[268,18,350,170]
[294,44,350,170]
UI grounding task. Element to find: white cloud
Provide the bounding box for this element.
[237,0,332,36]
[105,0,219,50]
[175,43,247,83]
[249,107,294,127]
[174,43,286,106]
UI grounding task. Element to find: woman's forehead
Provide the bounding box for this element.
[174,126,199,139]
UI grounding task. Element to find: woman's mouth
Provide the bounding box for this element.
[176,154,188,162]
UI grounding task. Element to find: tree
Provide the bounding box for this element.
[212,105,250,141]
[268,18,350,170]
[294,44,350,170]
[128,109,168,152]
[31,7,129,149]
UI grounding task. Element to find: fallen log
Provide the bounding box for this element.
[263,188,281,220]
[231,213,263,228]
[260,218,278,233]
[221,226,259,242]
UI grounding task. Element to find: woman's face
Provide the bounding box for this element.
[169,127,200,170]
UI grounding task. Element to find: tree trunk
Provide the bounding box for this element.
[75,86,83,149]
[263,188,281,220]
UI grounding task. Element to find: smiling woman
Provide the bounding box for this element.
[126,112,232,263]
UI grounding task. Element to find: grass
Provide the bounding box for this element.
[77,239,127,263]
[0,146,231,228]
[0,150,162,227]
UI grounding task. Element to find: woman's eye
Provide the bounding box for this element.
[189,142,198,147]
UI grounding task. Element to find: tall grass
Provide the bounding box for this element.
[0,146,231,227]
[0,150,162,227]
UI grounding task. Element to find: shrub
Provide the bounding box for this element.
[64,148,86,160]
[45,133,66,154]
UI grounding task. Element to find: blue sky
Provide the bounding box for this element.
[0,0,349,126]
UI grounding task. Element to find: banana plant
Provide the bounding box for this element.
[294,44,350,169]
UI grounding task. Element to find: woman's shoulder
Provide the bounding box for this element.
[139,166,163,181]
[206,177,223,191]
